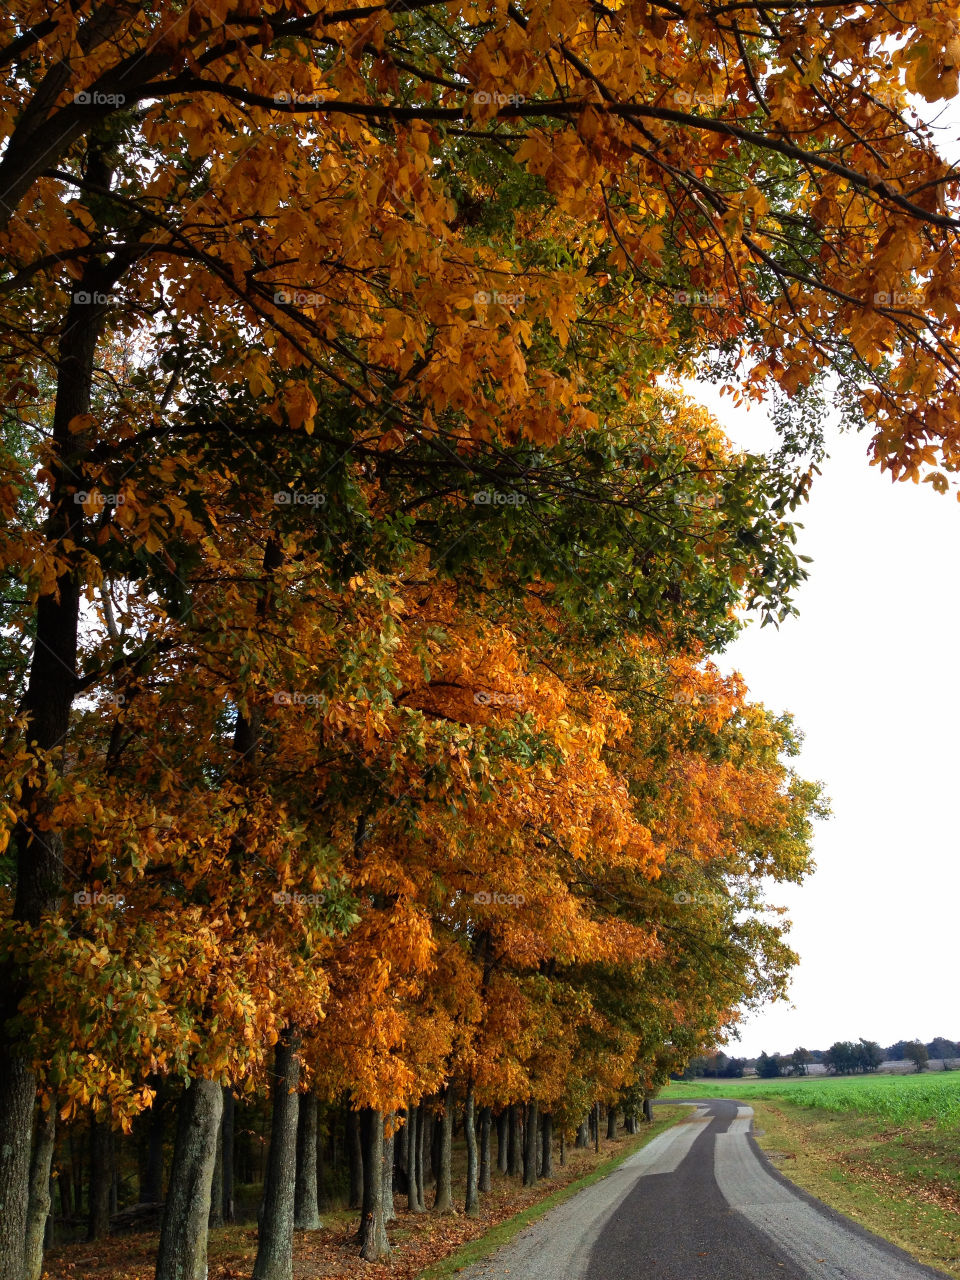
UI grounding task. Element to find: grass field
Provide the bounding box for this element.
[663,1073,960,1277]
[663,1069,960,1127]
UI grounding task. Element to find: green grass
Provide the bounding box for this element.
[418,1106,689,1279]
[663,1070,960,1128]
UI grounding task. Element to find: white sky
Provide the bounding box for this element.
[693,382,960,1057]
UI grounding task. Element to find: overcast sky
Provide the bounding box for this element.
[693,381,960,1058]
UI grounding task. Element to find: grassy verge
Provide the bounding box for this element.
[742,1098,960,1279]
[418,1105,688,1280]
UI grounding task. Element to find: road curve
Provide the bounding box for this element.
[457,1099,951,1280]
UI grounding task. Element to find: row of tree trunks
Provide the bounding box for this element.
[17,1075,608,1280]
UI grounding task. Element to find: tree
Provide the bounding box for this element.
[789,1048,812,1077]
[757,1052,783,1079]
[855,1039,884,1074]
[926,1037,958,1062]
[904,1042,929,1074]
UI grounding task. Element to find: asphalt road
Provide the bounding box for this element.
[458,1099,951,1280]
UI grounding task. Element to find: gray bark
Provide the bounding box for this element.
[496,1109,509,1173]
[382,1112,396,1223]
[155,1079,223,1280]
[405,1102,423,1212]
[575,1118,589,1149]
[507,1104,521,1176]
[541,1112,553,1178]
[209,1106,224,1230]
[415,1101,427,1211]
[252,1033,300,1280]
[358,1109,390,1261]
[522,1100,538,1187]
[464,1085,479,1217]
[606,1106,617,1140]
[24,1099,56,1280]
[294,1092,321,1230]
[432,1086,454,1213]
[478,1106,492,1193]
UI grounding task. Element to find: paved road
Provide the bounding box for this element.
[458,1099,951,1280]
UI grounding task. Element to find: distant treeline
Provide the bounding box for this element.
[681,1037,959,1079]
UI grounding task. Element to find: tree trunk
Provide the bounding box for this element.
[87,1116,112,1241]
[575,1118,589,1149]
[594,1102,600,1153]
[316,1109,330,1213]
[357,1109,390,1262]
[642,1096,653,1123]
[432,1085,454,1213]
[252,1032,300,1280]
[415,1101,427,1211]
[405,1103,422,1212]
[0,254,116,1280]
[560,1130,566,1166]
[429,1106,441,1182]
[294,1092,321,1230]
[478,1106,492,1193]
[464,1085,479,1217]
[606,1106,617,1140]
[541,1112,553,1178]
[209,1105,224,1230]
[24,1099,56,1280]
[221,1088,235,1222]
[507,1105,521,1176]
[346,1108,363,1209]
[496,1109,509,1173]
[522,1100,538,1187]
[382,1112,396,1223]
[155,1079,223,1280]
